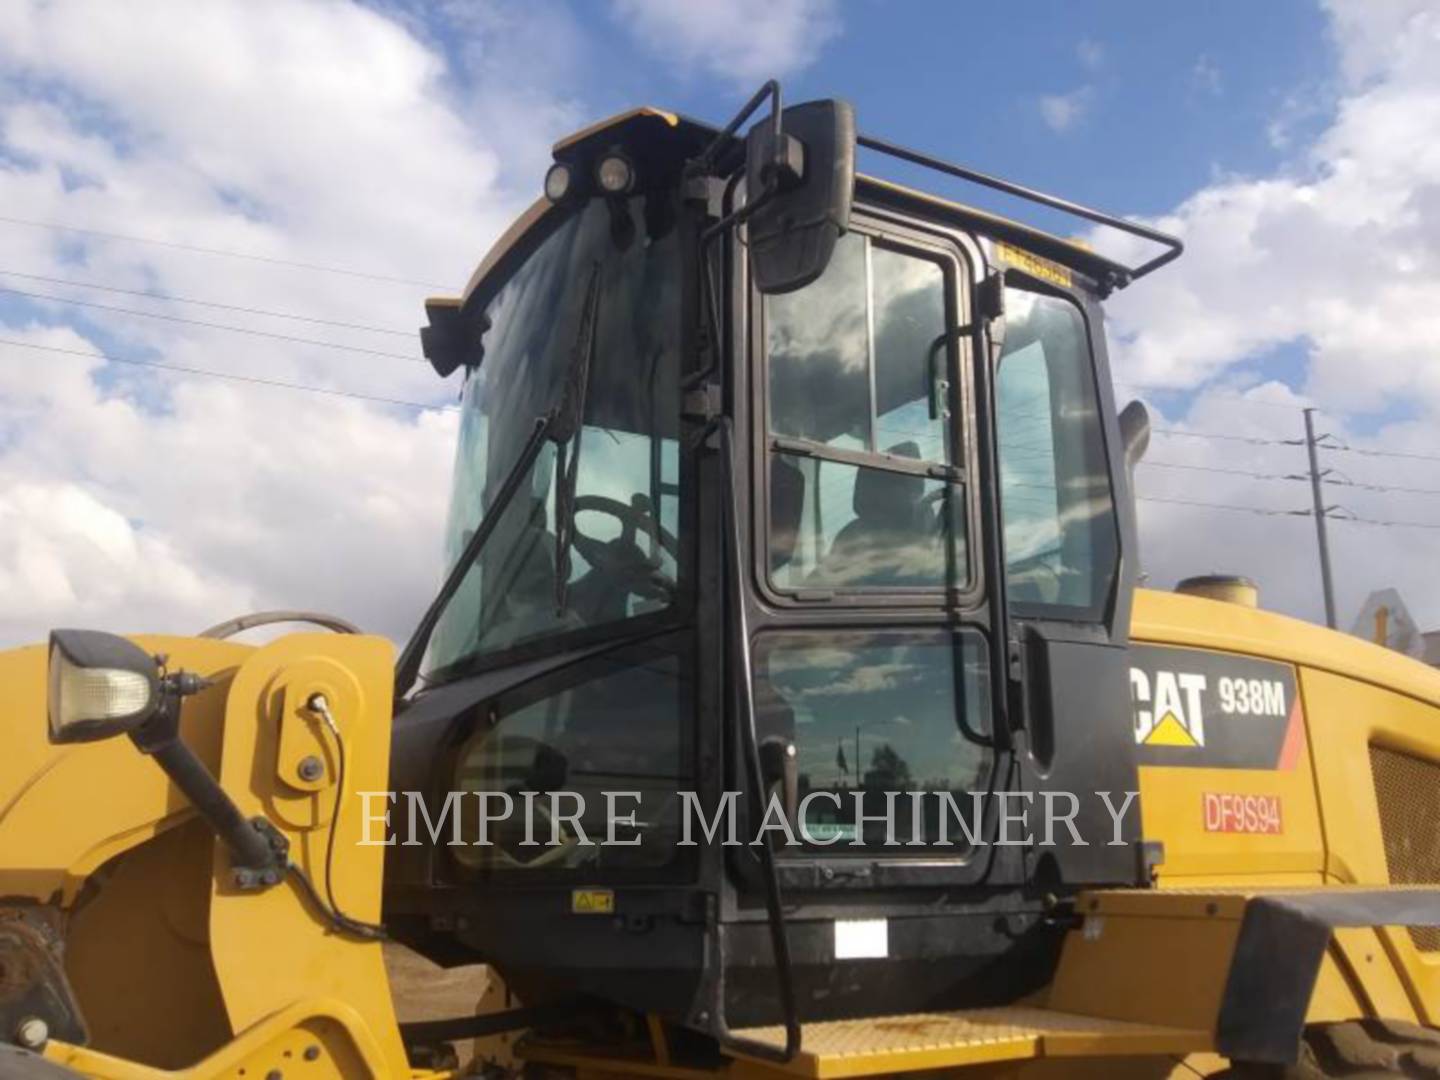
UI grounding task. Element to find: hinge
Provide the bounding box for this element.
[978,270,1006,323]
[1006,633,1025,683]
[682,383,721,421]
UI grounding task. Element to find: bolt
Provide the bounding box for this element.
[261,868,281,886]
[303,1045,321,1062]
[15,1017,48,1049]
[297,756,324,782]
[266,1070,283,1080]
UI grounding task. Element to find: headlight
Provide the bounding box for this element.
[47,629,161,744]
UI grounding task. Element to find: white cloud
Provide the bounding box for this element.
[1077,39,1105,72]
[1191,54,1222,96]
[1104,0,1440,629]
[1039,86,1094,133]
[0,0,575,646]
[611,0,840,86]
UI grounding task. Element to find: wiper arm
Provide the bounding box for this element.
[394,414,552,699]
[394,261,603,699]
[552,262,602,614]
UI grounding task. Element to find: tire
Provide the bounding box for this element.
[0,1046,85,1079]
[1218,1019,1440,1079]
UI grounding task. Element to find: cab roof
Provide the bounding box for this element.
[433,106,1169,323]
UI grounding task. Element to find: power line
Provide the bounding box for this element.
[0,268,414,336]
[1136,492,1440,530]
[1115,380,1306,413]
[1152,426,1288,447]
[0,338,455,412]
[0,213,451,290]
[1136,494,1305,517]
[1142,459,1295,480]
[0,285,427,364]
[1322,442,1440,464]
[1324,476,1440,497]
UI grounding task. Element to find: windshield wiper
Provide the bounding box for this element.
[394,415,552,699]
[394,262,604,700]
[552,263,602,614]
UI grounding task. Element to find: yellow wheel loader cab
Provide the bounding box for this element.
[2,82,1437,1080]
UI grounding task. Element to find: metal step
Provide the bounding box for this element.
[728,1006,1208,1077]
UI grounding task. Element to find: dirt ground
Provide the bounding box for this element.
[383,942,519,1074]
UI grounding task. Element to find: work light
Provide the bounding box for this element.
[544,163,574,203]
[595,153,635,195]
[47,629,161,744]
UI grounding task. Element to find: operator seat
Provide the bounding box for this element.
[814,440,939,587]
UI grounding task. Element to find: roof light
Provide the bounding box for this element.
[595,153,635,195]
[544,163,574,203]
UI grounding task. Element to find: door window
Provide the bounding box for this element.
[754,631,992,849]
[764,231,968,594]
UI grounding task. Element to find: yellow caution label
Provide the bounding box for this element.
[571,888,615,915]
[995,242,1072,288]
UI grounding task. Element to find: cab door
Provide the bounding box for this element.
[744,209,1025,890]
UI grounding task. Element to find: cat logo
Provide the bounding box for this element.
[1130,668,1207,748]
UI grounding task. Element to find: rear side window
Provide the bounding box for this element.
[996,288,1117,616]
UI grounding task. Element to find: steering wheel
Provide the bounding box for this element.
[452,790,583,871]
[198,610,361,639]
[568,494,679,601]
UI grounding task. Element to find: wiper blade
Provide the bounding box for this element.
[552,262,602,614]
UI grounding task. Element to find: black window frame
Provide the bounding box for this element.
[750,209,986,611]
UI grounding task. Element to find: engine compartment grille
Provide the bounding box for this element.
[1369,744,1440,952]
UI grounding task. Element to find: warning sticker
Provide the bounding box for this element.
[571,889,615,915]
[995,241,1073,288]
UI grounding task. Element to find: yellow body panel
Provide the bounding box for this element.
[1131,587,1440,1031]
[0,634,421,1078]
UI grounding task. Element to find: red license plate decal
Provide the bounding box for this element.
[1203,792,1283,834]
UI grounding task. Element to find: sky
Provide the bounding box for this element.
[1,0,1438,649]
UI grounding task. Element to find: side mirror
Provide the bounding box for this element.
[47,629,161,744]
[746,99,855,295]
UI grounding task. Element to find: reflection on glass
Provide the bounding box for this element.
[767,235,952,463]
[996,289,1118,613]
[755,632,991,849]
[766,232,869,450]
[425,196,683,678]
[872,246,949,463]
[452,650,689,872]
[770,451,966,589]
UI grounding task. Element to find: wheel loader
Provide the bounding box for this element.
[2,82,1439,1080]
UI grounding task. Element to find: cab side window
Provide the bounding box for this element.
[995,288,1118,616]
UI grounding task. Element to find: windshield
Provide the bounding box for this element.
[423,194,684,681]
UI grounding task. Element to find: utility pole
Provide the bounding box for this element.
[1302,408,1338,628]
